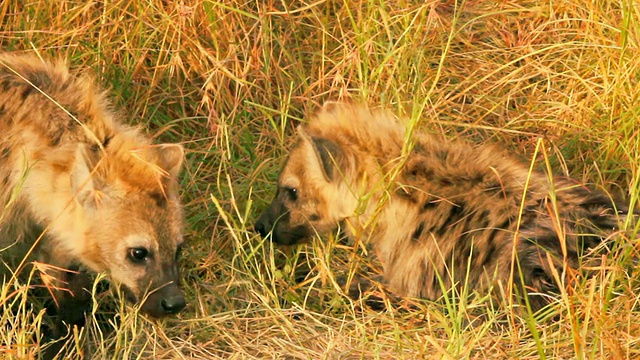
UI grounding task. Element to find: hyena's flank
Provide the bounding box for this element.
[0,53,186,332]
[255,102,629,311]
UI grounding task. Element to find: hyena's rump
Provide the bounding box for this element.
[0,53,186,340]
[255,101,630,312]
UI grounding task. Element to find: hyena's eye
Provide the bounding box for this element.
[282,187,298,201]
[128,247,150,263]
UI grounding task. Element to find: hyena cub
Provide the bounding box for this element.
[255,102,629,311]
[0,53,186,335]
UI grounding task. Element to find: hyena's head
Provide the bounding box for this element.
[255,122,354,245]
[69,131,186,317]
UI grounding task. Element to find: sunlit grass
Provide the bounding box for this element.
[0,0,639,358]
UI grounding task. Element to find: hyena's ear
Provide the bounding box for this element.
[156,144,184,179]
[71,145,97,208]
[298,126,343,182]
[319,100,342,114]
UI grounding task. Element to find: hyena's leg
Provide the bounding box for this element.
[35,244,94,336]
[339,244,399,310]
[40,265,93,360]
[52,265,93,333]
[514,228,582,312]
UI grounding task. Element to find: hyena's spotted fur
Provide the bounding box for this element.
[0,53,186,335]
[255,102,629,311]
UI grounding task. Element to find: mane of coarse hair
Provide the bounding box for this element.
[305,102,407,161]
[0,52,118,150]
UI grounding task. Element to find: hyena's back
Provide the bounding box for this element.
[389,134,625,308]
[0,53,113,145]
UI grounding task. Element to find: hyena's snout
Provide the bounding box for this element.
[255,202,313,245]
[254,197,283,239]
[138,282,186,317]
[129,262,187,317]
[254,210,273,238]
[254,202,295,244]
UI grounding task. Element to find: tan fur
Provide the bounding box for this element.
[256,102,628,311]
[0,53,186,323]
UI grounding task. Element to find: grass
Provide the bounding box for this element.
[1,0,639,358]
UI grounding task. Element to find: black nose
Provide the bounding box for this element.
[161,294,186,314]
[254,219,269,238]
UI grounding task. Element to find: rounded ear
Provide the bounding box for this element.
[296,124,313,143]
[319,100,342,114]
[156,144,184,179]
[71,144,96,208]
[297,126,343,182]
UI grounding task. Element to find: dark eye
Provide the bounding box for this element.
[128,247,149,263]
[283,187,298,201]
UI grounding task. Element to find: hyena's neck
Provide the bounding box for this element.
[340,154,414,248]
[342,188,419,271]
[28,189,92,264]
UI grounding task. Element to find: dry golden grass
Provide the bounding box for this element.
[1,0,639,359]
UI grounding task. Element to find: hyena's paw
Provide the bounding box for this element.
[339,275,397,311]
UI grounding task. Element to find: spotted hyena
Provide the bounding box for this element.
[255,101,629,311]
[0,53,186,337]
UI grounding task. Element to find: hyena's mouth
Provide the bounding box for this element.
[120,284,139,304]
[270,224,314,245]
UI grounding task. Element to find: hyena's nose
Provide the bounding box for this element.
[161,294,186,314]
[254,218,270,238]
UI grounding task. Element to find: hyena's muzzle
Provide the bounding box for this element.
[254,191,313,246]
[123,261,186,318]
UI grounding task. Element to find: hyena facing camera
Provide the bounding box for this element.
[255,102,630,312]
[0,53,186,341]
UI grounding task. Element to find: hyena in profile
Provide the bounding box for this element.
[255,102,629,311]
[0,53,186,335]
